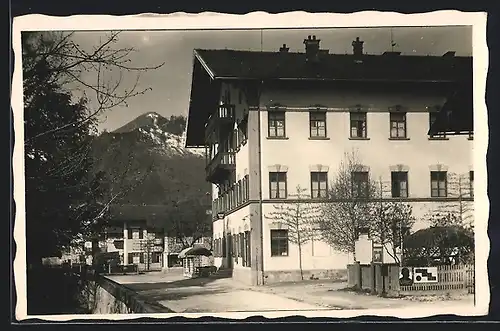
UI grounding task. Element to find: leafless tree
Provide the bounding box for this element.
[317,150,376,262]
[368,178,415,265]
[426,172,474,231]
[265,185,318,280]
[22,30,164,144]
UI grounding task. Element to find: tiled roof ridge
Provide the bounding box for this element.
[194,48,472,58]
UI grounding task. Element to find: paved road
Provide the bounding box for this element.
[107,270,328,313]
[107,270,474,313]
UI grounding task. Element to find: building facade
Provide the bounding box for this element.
[85,205,212,271]
[185,36,474,285]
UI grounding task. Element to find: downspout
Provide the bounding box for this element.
[257,80,265,285]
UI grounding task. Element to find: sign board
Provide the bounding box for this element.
[413,267,438,283]
[372,246,383,263]
[399,267,414,286]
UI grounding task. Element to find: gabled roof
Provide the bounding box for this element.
[194,49,472,82]
[186,48,473,147]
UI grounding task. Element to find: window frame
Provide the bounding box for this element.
[269,171,287,199]
[391,171,409,198]
[309,111,327,138]
[270,229,289,257]
[268,111,286,138]
[352,171,370,198]
[350,112,368,138]
[389,112,407,138]
[430,171,448,197]
[310,171,328,198]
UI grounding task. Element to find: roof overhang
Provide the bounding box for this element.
[428,85,473,136]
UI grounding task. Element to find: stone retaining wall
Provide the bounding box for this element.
[78,273,173,314]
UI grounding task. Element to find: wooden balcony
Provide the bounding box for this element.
[206,151,236,184]
[205,104,235,140]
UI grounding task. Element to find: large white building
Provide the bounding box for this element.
[185,35,474,285]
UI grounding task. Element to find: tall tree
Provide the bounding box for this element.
[21,31,163,266]
[265,185,318,280]
[317,150,376,262]
[163,195,212,249]
[368,178,415,265]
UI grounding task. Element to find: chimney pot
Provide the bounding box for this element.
[352,36,364,56]
[304,35,321,62]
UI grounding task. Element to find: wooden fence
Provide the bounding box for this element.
[348,263,475,296]
[398,264,475,294]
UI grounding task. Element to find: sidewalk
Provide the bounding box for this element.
[107,271,474,313]
[107,271,328,313]
[248,280,475,310]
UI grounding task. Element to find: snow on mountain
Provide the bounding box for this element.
[116,112,205,158]
[138,126,205,157]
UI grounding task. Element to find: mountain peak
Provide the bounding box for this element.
[113,112,166,134]
[109,112,203,157]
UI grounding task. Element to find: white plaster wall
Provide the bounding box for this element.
[261,203,351,271]
[259,111,473,200]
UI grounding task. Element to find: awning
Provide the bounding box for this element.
[178,246,213,259]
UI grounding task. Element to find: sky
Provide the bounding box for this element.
[69,26,472,132]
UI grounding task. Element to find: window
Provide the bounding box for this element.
[310,112,327,138]
[268,111,286,137]
[129,253,143,264]
[269,172,287,199]
[245,174,250,200]
[391,171,408,198]
[352,171,369,198]
[131,228,143,239]
[244,231,251,267]
[431,171,447,197]
[429,111,446,138]
[239,233,244,259]
[270,229,288,256]
[390,112,407,138]
[311,172,328,198]
[350,112,367,138]
[151,252,162,263]
[469,171,474,198]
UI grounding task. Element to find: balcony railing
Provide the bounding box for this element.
[205,151,235,183]
[205,104,235,139]
[212,174,250,218]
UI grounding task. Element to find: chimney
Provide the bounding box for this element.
[303,35,321,63]
[352,37,364,56]
[279,43,289,53]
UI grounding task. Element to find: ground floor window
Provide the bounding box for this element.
[270,229,288,256]
[128,252,144,264]
[242,231,251,267]
[151,252,162,263]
